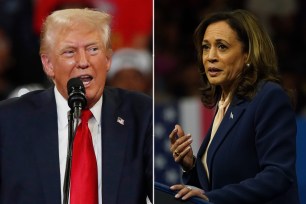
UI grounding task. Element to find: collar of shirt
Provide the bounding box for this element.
[54,87,70,130]
[54,86,102,129]
[90,96,103,125]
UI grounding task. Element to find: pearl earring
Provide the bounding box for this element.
[246,63,250,67]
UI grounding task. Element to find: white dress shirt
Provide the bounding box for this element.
[54,87,102,204]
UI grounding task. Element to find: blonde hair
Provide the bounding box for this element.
[40,8,112,55]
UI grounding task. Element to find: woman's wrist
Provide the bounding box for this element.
[182,155,196,172]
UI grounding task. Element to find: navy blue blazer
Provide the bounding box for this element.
[183,82,299,204]
[0,86,152,204]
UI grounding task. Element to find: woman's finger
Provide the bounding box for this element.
[170,134,191,154]
[175,124,185,137]
[175,186,192,199]
[170,184,185,191]
[170,185,208,201]
[169,127,178,144]
[181,189,208,201]
[174,146,191,162]
[174,145,192,161]
[175,134,192,153]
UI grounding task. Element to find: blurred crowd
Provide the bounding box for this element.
[1,0,306,116]
[0,0,153,100]
[155,0,306,117]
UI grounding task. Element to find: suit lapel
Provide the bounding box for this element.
[196,126,212,190]
[29,88,61,204]
[101,88,129,203]
[206,97,247,178]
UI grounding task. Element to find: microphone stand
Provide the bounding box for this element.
[63,109,80,204]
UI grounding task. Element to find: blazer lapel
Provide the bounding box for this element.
[101,88,129,203]
[206,97,247,179]
[29,88,61,204]
[196,125,212,190]
[196,107,218,190]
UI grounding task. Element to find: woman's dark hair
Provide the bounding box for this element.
[194,9,281,108]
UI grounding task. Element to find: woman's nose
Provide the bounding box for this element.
[207,48,217,62]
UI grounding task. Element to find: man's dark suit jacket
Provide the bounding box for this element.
[0,86,152,204]
[183,82,300,204]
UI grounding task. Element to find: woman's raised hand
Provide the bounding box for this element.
[169,124,195,171]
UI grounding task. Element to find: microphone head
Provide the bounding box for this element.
[67,77,87,109]
[67,77,84,94]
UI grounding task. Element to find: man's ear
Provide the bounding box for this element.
[41,54,55,78]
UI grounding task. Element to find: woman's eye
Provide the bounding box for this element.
[202,44,210,51]
[218,44,227,50]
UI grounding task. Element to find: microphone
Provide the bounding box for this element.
[67,77,87,118]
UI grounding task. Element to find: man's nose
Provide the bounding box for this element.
[77,50,89,69]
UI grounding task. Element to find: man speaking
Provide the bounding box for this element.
[0,8,152,204]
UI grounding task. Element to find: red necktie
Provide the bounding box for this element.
[70,109,98,204]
